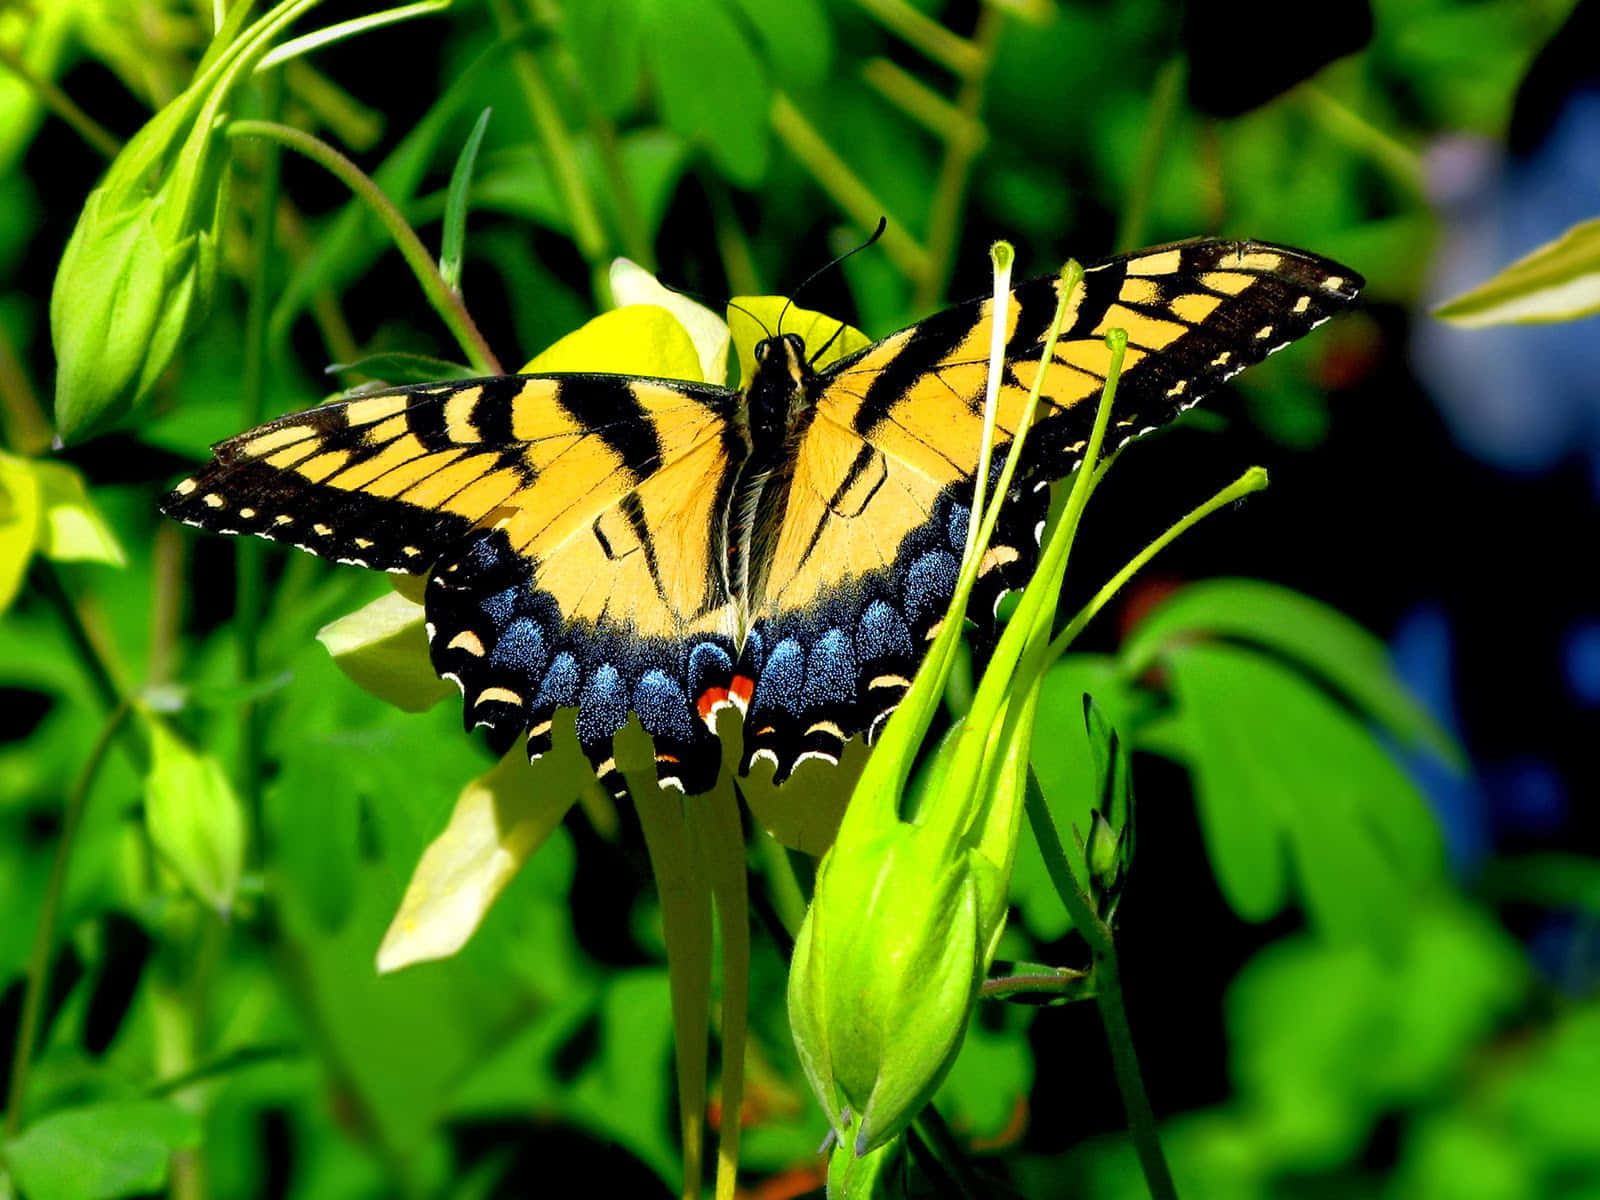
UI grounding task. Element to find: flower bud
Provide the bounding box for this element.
[788,820,1000,1155]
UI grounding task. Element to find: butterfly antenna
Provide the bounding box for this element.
[778,216,888,336]
[727,300,772,340]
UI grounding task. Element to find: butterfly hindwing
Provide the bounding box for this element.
[738,240,1362,782]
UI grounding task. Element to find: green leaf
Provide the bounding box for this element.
[727,0,832,87]
[643,0,770,186]
[1433,214,1600,327]
[1122,578,1462,768]
[439,107,492,294]
[32,459,127,566]
[1166,641,1444,943]
[4,1098,200,1200]
[143,715,246,916]
[560,0,645,117]
[0,450,43,611]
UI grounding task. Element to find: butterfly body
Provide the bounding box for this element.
[163,239,1362,798]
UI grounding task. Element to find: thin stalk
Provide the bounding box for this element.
[1116,58,1183,255]
[1298,83,1424,196]
[487,0,609,274]
[1047,466,1269,662]
[769,92,929,281]
[914,3,1002,309]
[861,58,985,148]
[0,42,122,159]
[235,73,284,839]
[854,0,984,77]
[1024,777,1177,1200]
[224,120,503,374]
[755,829,808,937]
[34,562,123,717]
[708,183,761,299]
[4,702,130,1138]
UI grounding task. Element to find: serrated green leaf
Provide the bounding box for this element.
[32,459,126,566]
[1167,641,1443,943]
[1123,578,1462,768]
[0,449,43,611]
[643,0,770,186]
[317,590,452,712]
[4,1098,200,1200]
[1434,215,1600,327]
[144,716,246,916]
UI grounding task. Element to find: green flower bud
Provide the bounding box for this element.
[51,181,222,440]
[788,820,999,1156]
[50,0,316,441]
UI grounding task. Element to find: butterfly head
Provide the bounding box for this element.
[747,332,813,453]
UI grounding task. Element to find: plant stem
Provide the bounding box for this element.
[855,0,985,77]
[915,3,1001,309]
[769,92,929,282]
[1298,83,1424,196]
[224,119,503,375]
[33,562,124,717]
[0,41,122,159]
[1024,777,1178,1200]
[235,74,284,842]
[1116,57,1183,255]
[488,0,610,278]
[1047,466,1270,662]
[4,702,130,1139]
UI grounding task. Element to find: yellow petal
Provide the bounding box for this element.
[316,590,450,713]
[521,304,705,382]
[377,725,587,971]
[610,257,731,383]
[726,297,870,388]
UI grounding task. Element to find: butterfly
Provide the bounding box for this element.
[162,239,1361,798]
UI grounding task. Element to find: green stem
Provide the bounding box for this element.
[224,119,503,374]
[235,75,284,843]
[769,91,929,282]
[4,702,130,1139]
[487,0,610,277]
[914,3,1001,309]
[0,42,122,159]
[1297,83,1424,196]
[855,0,984,77]
[1024,776,1178,1200]
[33,562,123,718]
[1116,58,1183,254]
[1047,466,1269,662]
[979,966,1090,1001]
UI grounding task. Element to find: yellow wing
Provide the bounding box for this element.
[738,239,1363,779]
[162,373,747,794]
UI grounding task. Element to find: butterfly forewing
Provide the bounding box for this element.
[163,373,747,794]
[737,240,1362,781]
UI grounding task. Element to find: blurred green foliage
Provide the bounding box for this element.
[1,0,1596,1197]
